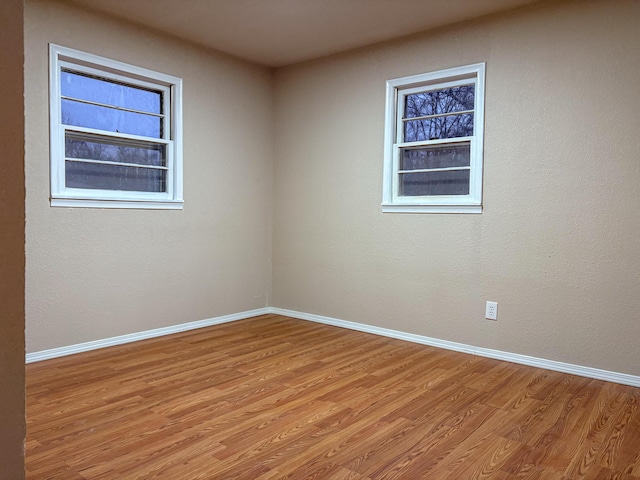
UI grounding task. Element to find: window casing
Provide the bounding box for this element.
[49,44,183,209]
[382,63,485,213]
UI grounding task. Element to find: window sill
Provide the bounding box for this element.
[382,203,482,214]
[51,197,184,210]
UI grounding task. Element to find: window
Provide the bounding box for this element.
[49,44,183,209]
[382,63,485,213]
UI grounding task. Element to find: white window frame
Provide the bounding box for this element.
[382,63,485,214]
[49,44,183,209]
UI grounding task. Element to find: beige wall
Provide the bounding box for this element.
[25,0,274,353]
[273,0,640,376]
[24,0,640,379]
[0,0,26,476]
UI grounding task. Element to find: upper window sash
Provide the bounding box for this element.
[396,78,476,146]
[57,60,172,141]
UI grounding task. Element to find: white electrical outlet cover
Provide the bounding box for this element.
[485,301,498,320]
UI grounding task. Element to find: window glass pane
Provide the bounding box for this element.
[62,99,162,138]
[399,170,470,196]
[61,70,162,114]
[404,113,473,141]
[65,133,165,167]
[404,85,474,119]
[401,144,470,171]
[66,161,166,192]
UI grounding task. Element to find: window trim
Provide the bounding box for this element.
[382,63,485,214]
[49,44,183,209]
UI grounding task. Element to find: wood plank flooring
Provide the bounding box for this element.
[26,314,640,479]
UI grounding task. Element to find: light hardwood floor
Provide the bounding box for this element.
[26,315,640,479]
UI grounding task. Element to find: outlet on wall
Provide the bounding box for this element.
[485,301,498,320]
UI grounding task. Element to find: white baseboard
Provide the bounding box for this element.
[26,306,640,388]
[25,308,271,364]
[270,307,640,388]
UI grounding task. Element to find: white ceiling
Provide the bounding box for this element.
[65,0,541,67]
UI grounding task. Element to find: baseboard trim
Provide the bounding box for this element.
[270,307,640,388]
[25,308,271,364]
[26,306,640,388]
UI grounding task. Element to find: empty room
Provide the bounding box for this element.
[1,0,639,478]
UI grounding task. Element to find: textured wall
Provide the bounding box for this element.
[25,0,274,353]
[273,0,640,375]
[25,0,640,378]
[0,0,26,476]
